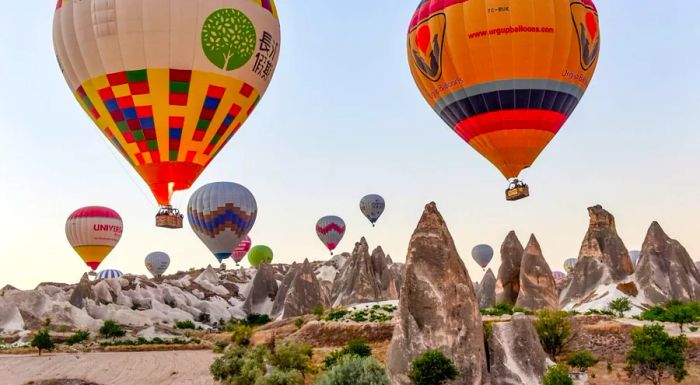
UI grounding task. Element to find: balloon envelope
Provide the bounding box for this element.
[248,245,273,268]
[53,1,281,206]
[552,271,566,281]
[564,258,578,274]
[65,206,123,271]
[316,216,346,253]
[471,244,494,268]
[97,269,123,280]
[360,194,386,225]
[407,0,600,180]
[145,251,171,277]
[232,236,252,264]
[188,182,257,263]
[629,250,641,266]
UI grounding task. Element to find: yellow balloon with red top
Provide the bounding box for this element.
[53,0,280,209]
[407,0,600,197]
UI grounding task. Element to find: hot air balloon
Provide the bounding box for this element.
[629,250,641,266]
[97,269,123,280]
[552,271,566,281]
[564,258,578,274]
[248,245,273,268]
[232,236,252,265]
[65,207,123,273]
[360,194,386,227]
[53,1,281,227]
[407,0,600,200]
[471,244,494,270]
[316,216,346,255]
[188,182,257,264]
[145,251,171,278]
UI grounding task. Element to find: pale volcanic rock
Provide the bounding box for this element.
[274,259,329,319]
[488,314,550,385]
[242,263,278,315]
[477,269,497,310]
[515,235,559,311]
[387,202,489,385]
[495,231,524,306]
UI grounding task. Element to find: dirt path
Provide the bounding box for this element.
[0,351,217,385]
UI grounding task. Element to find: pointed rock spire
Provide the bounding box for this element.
[477,269,497,309]
[515,235,558,311]
[495,231,524,305]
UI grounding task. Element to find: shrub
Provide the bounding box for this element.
[214,339,229,353]
[324,339,372,368]
[584,308,615,316]
[99,320,126,339]
[231,324,253,346]
[312,304,325,318]
[607,361,613,373]
[325,309,349,321]
[608,297,632,318]
[314,356,389,385]
[535,310,572,360]
[689,326,699,332]
[65,330,90,345]
[210,345,268,384]
[640,301,700,333]
[566,350,599,372]
[625,324,689,385]
[350,310,368,322]
[294,318,304,329]
[246,313,272,326]
[409,350,459,385]
[269,342,314,379]
[542,364,573,385]
[175,320,196,329]
[323,350,347,369]
[31,330,55,356]
[256,369,304,385]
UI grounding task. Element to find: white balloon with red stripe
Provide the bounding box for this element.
[316,215,346,255]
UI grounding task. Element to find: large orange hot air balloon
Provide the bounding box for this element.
[53,0,280,226]
[407,0,600,200]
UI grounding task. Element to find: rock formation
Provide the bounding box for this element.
[635,222,700,304]
[242,263,278,314]
[560,205,634,307]
[273,259,328,319]
[69,273,96,309]
[387,202,489,385]
[515,235,559,311]
[331,238,401,307]
[495,231,524,306]
[488,314,550,385]
[272,263,300,316]
[477,269,497,309]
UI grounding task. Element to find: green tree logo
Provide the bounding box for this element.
[201,9,257,71]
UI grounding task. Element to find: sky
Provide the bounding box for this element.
[1,1,699,290]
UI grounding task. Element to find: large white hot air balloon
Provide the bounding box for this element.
[316,216,346,255]
[471,244,494,270]
[188,182,257,263]
[145,251,171,278]
[360,194,386,227]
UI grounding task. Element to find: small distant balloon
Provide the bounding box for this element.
[552,271,566,281]
[248,245,273,268]
[564,258,578,274]
[360,194,386,227]
[145,251,170,278]
[96,269,123,280]
[65,206,123,272]
[232,236,252,265]
[629,250,641,266]
[316,216,346,255]
[471,244,494,270]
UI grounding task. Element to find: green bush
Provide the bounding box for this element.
[535,310,572,360]
[566,350,599,372]
[350,310,368,322]
[231,324,253,346]
[99,320,126,339]
[198,312,211,324]
[269,342,314,378]
[409,350,459,385]
[210,345,268,384]
[65,330,90,345]
[625,324,689,385]
[294,318,304,329]
[255,369,304,385]
[608,297,632,318]
[175,320,196,329]
[312,304,325,318]
[314,356,389,385]
[31,330,55,356]
[246,313,272,326]
[640,301,700,333]
[689,326,699,332]
[325,309,349,321]
[323,339,372,368]
[214,339,230,353]
[542,364,573,385]
[584,308,615,316]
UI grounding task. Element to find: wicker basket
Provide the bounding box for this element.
[156,214,183,229]
[506,184,530,201]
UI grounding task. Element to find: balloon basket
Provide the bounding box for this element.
[505,180,530,201]
[156,206,184,229]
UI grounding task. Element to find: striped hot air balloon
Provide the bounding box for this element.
[552,271,567,281]
[232,236,252,265]
[188,182,257,263]
[65,206,123,272]
[96,269,123,280]
[316,216,346,255]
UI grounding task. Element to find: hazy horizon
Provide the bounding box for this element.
[1,1,699,290]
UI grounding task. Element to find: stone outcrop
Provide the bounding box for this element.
[488,314,550,385]
[387,202,489,385]
[69,273,95,309]
[477,269,497,310]
[273,259,328,319]
[495,231,524,306]
[242,263,278,314]
[515,235,558,311]
[635,222,700,304]
[271,263,300,317]
[560,205,633,307]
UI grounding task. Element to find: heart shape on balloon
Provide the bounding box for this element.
[415,25,432,54]
[585,12,598,40]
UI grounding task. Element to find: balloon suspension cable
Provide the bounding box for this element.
[97,134,157,209]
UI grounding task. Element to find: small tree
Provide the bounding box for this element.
[294,318,304,329]
[608,297,632,318]
[312,304,325,319]
[65,330,90,345]
[409,350,459,385]
[314,356,389,385]
[566,350,599,373]
[211,344,268,384]
[231,324,253,346]
[535,310,573,360]
[542,364,573,385]
[99,320,126,339]
[666,302,698,333]
[625,324,689,385]
[269,342,314,379]
[31,330,55,356]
